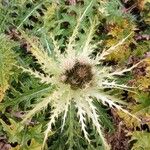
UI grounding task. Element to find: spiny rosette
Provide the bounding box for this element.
[19,1,141,150]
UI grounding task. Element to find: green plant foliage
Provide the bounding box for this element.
[0,35,16,101]
[11,1,141,149]
[0,0,150,150]
[99,0,133,24]
[47,104,107,150]
[129,131,150,150]
[0,118,43,150]
[0,118,23,143]
[0,77,53,111]
[132,92,150,115]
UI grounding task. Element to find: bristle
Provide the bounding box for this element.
[62,61,93,90]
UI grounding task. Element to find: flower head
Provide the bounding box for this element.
[20,1,140,149]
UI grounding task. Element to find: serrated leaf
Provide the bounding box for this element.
[0,118,23,143]
[0,35,16,101]
[132,92,150,115]
[129,131,150,150]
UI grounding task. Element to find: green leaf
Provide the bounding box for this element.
[0,35,16,101]
[0,118,23,143]
[129,131,150,150]
[132,92,150,114]
[1,78,53,111]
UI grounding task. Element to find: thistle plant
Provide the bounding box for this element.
[18,1,141,150]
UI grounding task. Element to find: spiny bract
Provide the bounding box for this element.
[20,1,140,150]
